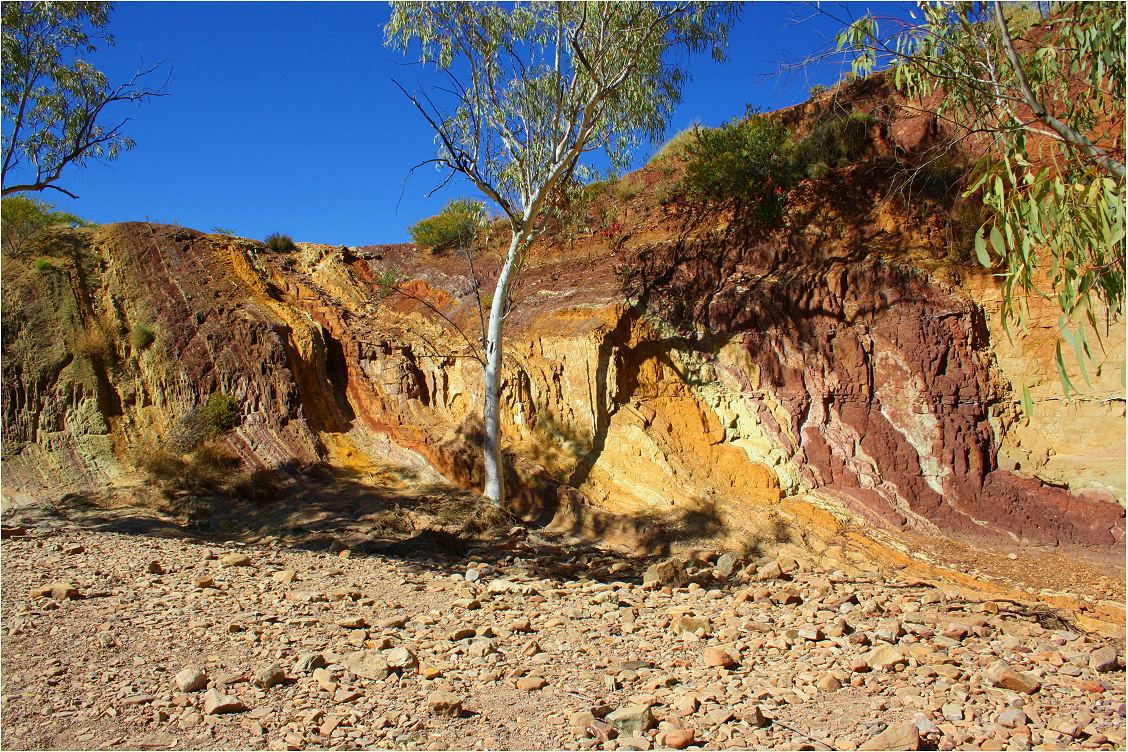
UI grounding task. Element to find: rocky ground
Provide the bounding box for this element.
[1,506,1125,752]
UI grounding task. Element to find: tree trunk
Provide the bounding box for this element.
[481,233,523,504]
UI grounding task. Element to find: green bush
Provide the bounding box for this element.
[583,178,617,197]
[129,324,155,350]
[34,258,53,271]
[202,392,239,432]
[265,232,297,252]
[373,265,403,297]
[806,161,832,181]
[795,111,873,168]
[408,197,484,252]
[808,83,829,99]
[2,195,94,255]
[681,110,797,224]
[649,124,705,164]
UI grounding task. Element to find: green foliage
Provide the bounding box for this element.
[613,174,644,204]
[1,1,169,196]
[129,324,155,351]
[408,197,484,252]
[649,124,705,164]
[202,392,238,433]
[681,109,796,224]
[373,265,403,297]
[386,3,738,229]
[33,257,52,271]
[794,111,872,168]
[808,83,829,98]
[676,109,878,218]
[1,194,93,254]
[806,161,831,181]
[211,226,237,237]
[839,1,1126,397]
[264,232,296,253]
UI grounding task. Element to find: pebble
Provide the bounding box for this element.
[344,650,391,680]
[859,722,920,750]
[2,527,1124,752]
[702,647,735,668]
[984,660,1041,694]
[386,646,418,673]
[815,673,842,692]
[251,664,285,689]
[517,676,549,691]
[664,729,695,749]
[220,552,253,567]
[605,704,654,737]
[173,667,207,693]
[427,692,463,717]
[999,707,1028,728]
[202,688,244,715]
[1090,646,1121,673]
[29,582,82,600]
[293,653,326,674]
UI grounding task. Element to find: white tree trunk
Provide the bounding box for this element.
[481,233,524,504]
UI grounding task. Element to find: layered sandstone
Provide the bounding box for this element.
[3,197,1122,556]
[2,75,1125,562]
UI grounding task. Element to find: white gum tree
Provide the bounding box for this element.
[385,1,737,505]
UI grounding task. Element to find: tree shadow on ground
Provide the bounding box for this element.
[6,459,724,587]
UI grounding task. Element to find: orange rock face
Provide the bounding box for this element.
[2,111,1123,558]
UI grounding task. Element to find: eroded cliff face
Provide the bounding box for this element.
[2,225,334,504]
[2,74,1125,554]
[3,186,1121,555]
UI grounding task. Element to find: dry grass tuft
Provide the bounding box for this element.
[433,494,518,534]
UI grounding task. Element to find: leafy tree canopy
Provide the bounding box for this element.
[386,1,736,233]
[2,0,170,198]
[838,1,1126,400]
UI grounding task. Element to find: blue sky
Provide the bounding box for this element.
[15,2,894,247]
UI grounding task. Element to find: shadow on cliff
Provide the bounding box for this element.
[432,417,672,554]
[541,223,917,504]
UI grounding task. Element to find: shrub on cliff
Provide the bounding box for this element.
[681,110,797,224]
[649,124,705,164]
[129,324,155,351]
[142,444,242,497]
[408,198,484,253]
[1,195,94,255]
[264,232,296,253]
[202,392,239,432]
[795,111,872,168]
